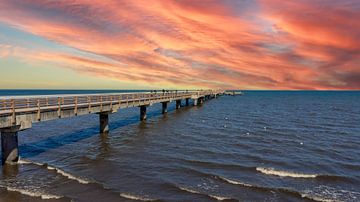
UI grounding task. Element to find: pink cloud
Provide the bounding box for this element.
[0,0,359,89]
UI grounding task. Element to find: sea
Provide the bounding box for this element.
[0,90,359,202]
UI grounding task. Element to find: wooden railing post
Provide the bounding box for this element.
[100,96,103,112]
[126,95,129,106]
[37,99,41,121]
[74,96,78,115]
[11,99,16,125]
[132,94,135,106]
[88,96,91,113]
[110,95,113,109]
[57,97,61,117]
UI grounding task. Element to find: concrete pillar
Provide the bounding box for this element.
[1,128,19,165]
[176,100,181,109]
[193,99,198,106]
[198,97,204,105]
[185,98,189,106]
[99,113,109,133]
[140,105,147,121]
[162,102,168,114]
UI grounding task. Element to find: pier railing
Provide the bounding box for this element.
[0,90,221,116]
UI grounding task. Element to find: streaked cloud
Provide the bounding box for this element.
[0,0,358,89]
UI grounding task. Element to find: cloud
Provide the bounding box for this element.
[0,0,359,89]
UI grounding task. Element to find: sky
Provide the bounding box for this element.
[0,0,359,90]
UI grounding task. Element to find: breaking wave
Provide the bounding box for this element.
[6,187,62,200]
[256,167,318,178]
[216,175,347,202]
[120,193,157,201]
[18,158,91,184]
[216,176,252,187]
[256,167,351,182]
[178,186,236,201]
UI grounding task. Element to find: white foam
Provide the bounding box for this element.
[18,158,42,166]
[53,167,90,184]
[256,167,317,178]
[6,187,62,200]
[120,193,155,201]
[218,176,252,187]
[179,187,231,201]
[179,186,201,194]
[47,165,56,170]
[208,194,232,201]
[301,185,360,202]
[301,193,337,202]
[17,159,31,164]
[18,158,90,184]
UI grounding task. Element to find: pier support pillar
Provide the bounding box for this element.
[1,127,19,165]
[140,105,147,121]
[162,102,168,114]
[199,97,204,105]
[185,98,189,106]
[99,113,109,133]
[193,99,198,106]
[176,100,181,109]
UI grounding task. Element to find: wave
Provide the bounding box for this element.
[120,193,157,201]
[174,172,340,202]
[18,158,43,166]
[216,176,252,187]
[6,187,62,200]
[185,159,345,181]
[213,175,336,202]
[256,167,351,182]
[50,166,90,184]
[177,167,326,201]
[178,186,201,194]
[208,176,333,202]
[18,158,90,184]
[178,186,236,201]
[301,185,360,202]
[180,164,351,202]
[256,167,317,178]
[209,194,234,201]
[300,193,337,202]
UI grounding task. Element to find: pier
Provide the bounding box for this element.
[0,90,224,165]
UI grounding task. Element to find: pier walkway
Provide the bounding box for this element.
[0,90,224,164]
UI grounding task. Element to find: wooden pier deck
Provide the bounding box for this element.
[0,90,224,164]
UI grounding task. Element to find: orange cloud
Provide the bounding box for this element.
[0,0,359,89]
